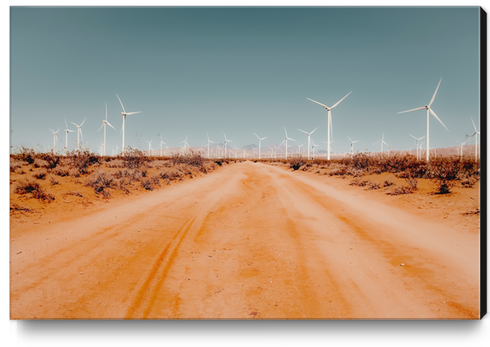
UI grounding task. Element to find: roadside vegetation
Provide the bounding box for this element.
[260,152,480,195]
[10,147,226,214]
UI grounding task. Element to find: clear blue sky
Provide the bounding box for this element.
[10,6,481,154]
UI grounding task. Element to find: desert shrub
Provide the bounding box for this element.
[366,181,381,190]
[10,159,24,172]
[405,175,418,191]
[52,166,70,177]
[389,185,414,195]
[69,168,81,178]
[140,178,154,191]
[33,159,49,168]
[69,150,100,174]
[64,191,83,198]
[49,175,59,185]
[123,147,146,169]
[214,160,223,166]
[14,180,55,202]
[39,152,60,169]
[86,171,113,196]
[290,157,306,171]
[383,179,394,187]
[105,159,125,168]
[10,203,32,213]
[170,151,205,168]
[430,158,458,194]
[33,170,47,180]
[14,146,36,164]
[460,175,479,188]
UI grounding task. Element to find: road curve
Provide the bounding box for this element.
[10,161,479,319]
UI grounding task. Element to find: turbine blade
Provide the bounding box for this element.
[429,108,449,131]
[331,91,352,109]
[398,106,425,114]
[71,122,79,127]
[97,124,104,132]
[307,98,329,109]
[429,78,442,107]
[80,118,86,127]
[64,118,68,129]
[107,122,116,131]
[374,141,380,145]
[311,127,318,134]
[126,111,141,115]
[408,134,417,139]
[105,102,108,120]
[347,136,352,142]
[284,126,288,137]
[253,132,260,139]
[471,118,477,131]
[116,94,126,114]
[298,129,307,134]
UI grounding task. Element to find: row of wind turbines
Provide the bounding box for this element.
[48,79,480,162]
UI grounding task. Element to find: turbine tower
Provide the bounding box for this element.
[71,119,86,151]
[398,78,448,161]
[408,134,425,161]
[298,127,317,160]
[63,119,74,155]
[307,91,352,161]
[146,139,153,155]
[470,118,480,161]
[253,132,267,159]
[223,132,232,158]
[206,133,214,159]
[49,128,60,154]
[116,94,141,156]
[347,136,359,155]
[283,127,296,159]
[181,135,189,154]
[97,102,116,156]
[374,133,389,153]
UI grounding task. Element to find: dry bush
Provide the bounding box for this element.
[39,152,60,169]
[366,181,381,190]
[430,158,458,194]
[460,175,479,188]
[123,147,146,169]
[105,159,125,168]
[349,177,367,186]
[33,170,47,180]
[383,179,394,187]
[13,146,37,164]
[52,166,70,177]
[140,178,154,191]
[10,203,32,213]
[85,171,113,196]
[14,180,55,202]
[389,185,415,195]
[170,151,205,168]
[290,157,306,171]
[10,159,24,172]
[49,175,59,185]
[33,159,49,168]
[68,150,100,174]
[64,191,83,198]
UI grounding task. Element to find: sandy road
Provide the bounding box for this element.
[10,162,479,319]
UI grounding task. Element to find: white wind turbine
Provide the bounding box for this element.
[159,137,166,157]
[253,133,267,159]
[347,136,359,155]
[307,91,352,161]
[283,127,296,159]
[455,138,469,161]
[206,133,214,159]
[181,135,189,154]
[298,127,317,160]
[63,119,74,154]
[147,139,153,155]
[297,143,303,156]
[311,138,319,159]
[71,118,86,151]
[398,78,448,162]
[116,94,141,156]
[470,118,480,161]
[408,134,425,161]
[223,132,232,158]
[97,102,116,156]
[374,133,389,153]
[49,128,60,153]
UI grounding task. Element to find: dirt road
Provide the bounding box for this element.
[10,162,480,319]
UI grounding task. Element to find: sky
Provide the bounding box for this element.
[10,6,482,154]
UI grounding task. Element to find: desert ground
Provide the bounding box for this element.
[10,156,480,319]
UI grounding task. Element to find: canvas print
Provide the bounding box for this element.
[10,7,483,319]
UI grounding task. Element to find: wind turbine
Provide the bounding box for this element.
[223,132,232,158]
[159,137,166,157]
[116,94,141,156]
[49,128,60,154]
[455,138,469,160]
[470,118,480,161]
[97,102,116,156]
[408,134,425,161]
[206,133,214,159]
[297,143,303,156]
[311,138,319,159]
[298,127,317,160]
[253,133,267,159]
[347,136,359,155]
[181,136,189,154]
[283,127,296,159]
[398,78,448,161]
[71,118,86,151]
[63,119,74,154]
[374,133,389,153]
[146,139,153,155]
[307,91,352,161]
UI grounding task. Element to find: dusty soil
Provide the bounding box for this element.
[10,161,480,319]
